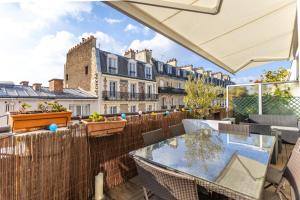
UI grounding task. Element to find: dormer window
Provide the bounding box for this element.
[145,64,152,79]
[128,60,137,77]
[176,68,180,76]
[158,62,163,72]
[107,54,118,74]
[167,65,173,74]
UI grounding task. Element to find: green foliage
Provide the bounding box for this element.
[19,102,32,112]
[38,102,48,112]
[89,112,104,122]
[47,101,67,112]
[260,68,289,83]
[184,76,223,118]
[258,68,291,97]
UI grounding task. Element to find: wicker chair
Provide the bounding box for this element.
[240,122,280,164]
[265,138,300,200]
[169,123,185,137]
[133,157,199,200]
[218,124,250,136]
[142,129,164,146]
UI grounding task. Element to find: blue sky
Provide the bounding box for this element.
[0,2,292,85]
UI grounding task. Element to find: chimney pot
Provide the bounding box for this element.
[49,79,64,93]
[20,81,29,86]
[32,83,42,91]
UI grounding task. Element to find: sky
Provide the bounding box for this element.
[0,1,292,86]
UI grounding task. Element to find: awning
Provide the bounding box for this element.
[105,0,298,73]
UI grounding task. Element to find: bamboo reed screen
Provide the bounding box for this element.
[0,112,188,200]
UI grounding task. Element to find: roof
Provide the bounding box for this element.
[106,0,298,73]
[0,83,97,100]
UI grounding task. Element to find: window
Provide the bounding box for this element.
[147,105,152,111]
[107,54,118,74]
[130,105,136,113]
[147,85,152,98]
[66,74,69,81]
[110,106,117,114]
[145,65,152,79]
[69,104,90,116]
[109,81,117,97]
[178,82,181,89]
[158,62,163,72]
[167,65,172,74]
[176,69,180,76]
[4,102,14,113]
[159,80,164,87]
[183,70,187,77]
[128,61,137,77]
[130,84,136,98]
[85,66,88,75]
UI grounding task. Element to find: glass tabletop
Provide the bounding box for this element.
[130,129,276,200]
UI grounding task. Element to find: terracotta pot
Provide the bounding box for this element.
[82,119,127,137]
[9,111,72,133]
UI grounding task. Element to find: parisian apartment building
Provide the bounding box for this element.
[64,35,234,114]
[0,79,98,126]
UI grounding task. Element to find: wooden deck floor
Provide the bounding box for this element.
[106,144,294,200]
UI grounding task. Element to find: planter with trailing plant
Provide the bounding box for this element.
[82,112,127,137]
[9,102,72,133]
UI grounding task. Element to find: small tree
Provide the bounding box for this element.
[184,76,222,118]
[255,68,291,97]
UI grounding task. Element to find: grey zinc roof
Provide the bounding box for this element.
[0,84,97,99]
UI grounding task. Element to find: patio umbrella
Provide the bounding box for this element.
[105,0,298,74]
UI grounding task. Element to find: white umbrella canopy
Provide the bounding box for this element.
[106,0,298,73]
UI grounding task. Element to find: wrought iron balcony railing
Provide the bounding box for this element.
[158,87,186,94]
[102,91,159,101]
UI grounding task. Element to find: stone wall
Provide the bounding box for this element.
[64,36,97,95]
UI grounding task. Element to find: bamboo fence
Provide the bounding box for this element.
[0,112,188,200]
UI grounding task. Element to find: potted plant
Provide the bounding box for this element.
[9,101,72,133]
[82,112,127,137]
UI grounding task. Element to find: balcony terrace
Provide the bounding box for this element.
[102,91,159,101]
[158,86,186,95]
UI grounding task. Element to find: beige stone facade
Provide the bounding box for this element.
[64,36,98,95]
[156,76,185,110]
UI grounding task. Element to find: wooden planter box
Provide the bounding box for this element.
[82,119,127,137]
[9,111,72,133]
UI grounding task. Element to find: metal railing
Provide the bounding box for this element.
[102,91,159,101]
[158,87,186,94]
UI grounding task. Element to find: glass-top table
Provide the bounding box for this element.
[130,129,276,200]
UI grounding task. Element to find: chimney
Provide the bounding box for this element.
[20,81,29,86]
[49,79,64,93]
[32,83,42,91]
[124,49,136,59]
[135,49,152,63]
[166,58,177,67]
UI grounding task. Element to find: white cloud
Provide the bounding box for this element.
[104,17,122,24]
[128,33,178,61]
[0,2,92,85]
[80,31,127,54]
[124,24,139,33]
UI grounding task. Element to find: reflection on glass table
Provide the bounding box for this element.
[130,129,275,200]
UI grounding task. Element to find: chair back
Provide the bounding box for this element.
[134,157,199,200]
[249,114,298,127]
[142,128,164,146]
[240,122,271,135]
[218,124,250,136]
[169,123,185,137]
[284,138,300,200]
